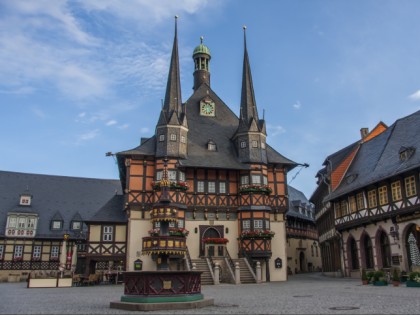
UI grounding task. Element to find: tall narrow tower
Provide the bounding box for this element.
[156,16,188,158]
[234,26,267,164]
[192,36,211,91]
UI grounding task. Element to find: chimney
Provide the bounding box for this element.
[360,128,369,139]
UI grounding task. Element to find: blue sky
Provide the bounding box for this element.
[1,0,420,199]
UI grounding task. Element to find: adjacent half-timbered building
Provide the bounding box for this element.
[0,171,122,281]
[115,20,297,281]
[312,110,420,277]
[286,186,321,275]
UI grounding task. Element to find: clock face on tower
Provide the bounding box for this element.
[200,98,215,116]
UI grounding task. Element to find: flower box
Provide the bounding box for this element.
[239,230,275,240]
[373,281,388,286]
[239,185,272,195]
[202,237,229,244]
[151,181,189,191]
[406,280,420,287]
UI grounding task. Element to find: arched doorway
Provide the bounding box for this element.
[378,230,391,268]
[200,226,223,257]
[299,251,305,272]
[348,237,359,270]
[361,234,374,269]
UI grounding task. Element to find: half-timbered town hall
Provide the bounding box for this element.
[0,19,299,284]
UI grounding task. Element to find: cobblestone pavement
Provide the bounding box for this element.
[1,273,419,314]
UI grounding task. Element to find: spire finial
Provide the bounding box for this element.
[200,36,204,44]
[243,25,247,49]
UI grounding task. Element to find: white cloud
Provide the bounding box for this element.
[106,120,117,126]
[77,129,100,143]
[409,90,420,101]
[32,107,46,118]
[293,101,302,110]
[140,127,150,133]
[267,124,286,137]
[118,124,130,129]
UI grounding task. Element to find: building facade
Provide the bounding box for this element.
[115,21,297,282]
[0,21,301,283]
[312,111,420,278]
[286,186,321,275]
[0,171,123,281]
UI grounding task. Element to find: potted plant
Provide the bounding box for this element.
[392,269,400,287]
[361,269,368,285]
[366,271,374,284]
[400,270,407,283]
[373,270,387,286]
[407,271,420,287]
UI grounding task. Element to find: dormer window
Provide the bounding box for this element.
[240,141,247,149]
[159,134,165,142]
[252,140,258,148]
[207,140,217,151]
[399,146,416,161]
[51,220,62,230]
[72,221,82,230]
[6,214,38,237]
[170,134,177,141]
[20,194,32,206]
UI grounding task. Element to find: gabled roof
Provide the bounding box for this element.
[86,194,126,223]
[0,171,122,239]
[287,185,315,222]
[327,110,420,200]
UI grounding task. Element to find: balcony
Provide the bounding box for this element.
[239,238,272,258]
[142,236,186,256]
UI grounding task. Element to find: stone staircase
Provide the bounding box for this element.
[190,258,214,285]
[232,258,256,284]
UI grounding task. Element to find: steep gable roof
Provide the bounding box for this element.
[327,110,420,200]
[0,171,122,238]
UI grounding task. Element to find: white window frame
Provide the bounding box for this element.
[405,176,416,197]
[20,195,31,205]
[72,221,81,230]
[159,134,165,142]
[178,220,184,228]
[168,170,177,181]
[170,134,177,141]
[179,171,186,182]
[52,220,62,230]
[208,181,216,193]
[14,245,23,259]
[103,226,113,241]
[18,217,26,228]
[263,176,268,185]
[391,181,402,201]
[254,219,263,230]
[51,246,59,259]
[261,142,266,149]
[378,186,388,205]
[368,190,377,208]
[251,175,261,185]
[240,141,246,148]
[356,192,365,210]
[241,176,249,185]
[181,135,186,143]
[28,218,36,229]
[219,182,226,194]
[197,181,205,193]
[33,245,41,259]
[7,217,17,228]
[156,171,163,181]
[252,140,258,148]
[242,220,250,230]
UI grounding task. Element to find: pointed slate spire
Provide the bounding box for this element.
[162,16,183,124]
[239,26,260,131]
